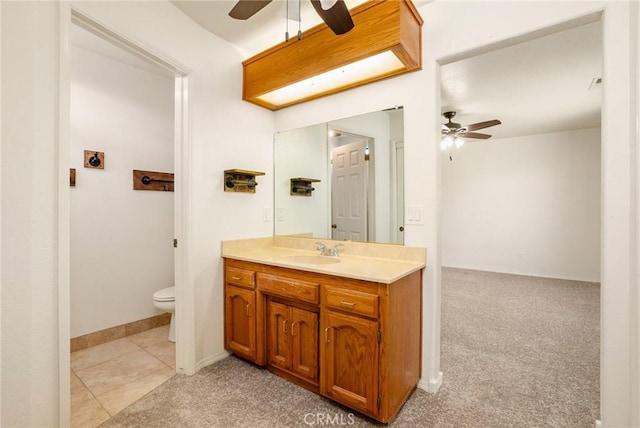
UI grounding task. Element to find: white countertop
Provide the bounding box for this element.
[222,236,426,284]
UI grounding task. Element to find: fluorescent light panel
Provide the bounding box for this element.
[256,50,404,105]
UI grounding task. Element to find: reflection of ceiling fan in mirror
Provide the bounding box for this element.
[441,111,501,150]
[229,0,355,36]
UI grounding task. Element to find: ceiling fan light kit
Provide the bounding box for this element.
[441,110,501,150]
[240,0,423,110]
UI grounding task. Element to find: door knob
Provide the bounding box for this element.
[331,224,337,229]
[399,226,404,232]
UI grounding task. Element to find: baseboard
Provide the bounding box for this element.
[70,313,171,352]
[441,265,599,283]
[195,350,230,372]
[418,371,443,393]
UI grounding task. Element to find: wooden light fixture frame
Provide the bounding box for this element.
[242,0,423,110]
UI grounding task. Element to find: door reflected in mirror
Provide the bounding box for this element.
[274,108,405,244]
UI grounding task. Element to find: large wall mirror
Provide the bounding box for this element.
[274,107,405,244]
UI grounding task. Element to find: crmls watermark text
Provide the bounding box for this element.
[303,412,356,426]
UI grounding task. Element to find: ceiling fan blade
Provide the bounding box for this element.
[465,119,501,132]
[461,132,492,139]
[229,0,272,20]
[310,0,354,35]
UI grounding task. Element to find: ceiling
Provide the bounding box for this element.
[71,1,602,141]
[440,20,602,140]
[170,0,374,56]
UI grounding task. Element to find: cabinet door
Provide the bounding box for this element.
[290,307,318,382]
[267,301,291,370]
[322,310,379,416]
[224,285,256,361]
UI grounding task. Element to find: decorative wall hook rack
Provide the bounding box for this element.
[84,150,104,169]
[290,177,320,196]
[224,169,265,193]
[133,169,174,192]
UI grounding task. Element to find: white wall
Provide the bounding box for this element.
[1,1,60,425]
[274,124,329,238]
[442,127,601,282]
[70,45,175,337]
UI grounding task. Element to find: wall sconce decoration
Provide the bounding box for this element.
[224,169,265,193]
[242,0,423,110]
[133,169,174,192]
[70,168,76,187]
[84,150,104,169]
[290,177,320,196]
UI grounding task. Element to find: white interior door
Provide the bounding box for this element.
[331,141,367,241]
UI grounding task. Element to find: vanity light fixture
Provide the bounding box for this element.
[242,0,423,110]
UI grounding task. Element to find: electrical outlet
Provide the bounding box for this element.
[277,208,284,221]
[263,207,271,222]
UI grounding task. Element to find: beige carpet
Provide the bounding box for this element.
[101,268,600,427]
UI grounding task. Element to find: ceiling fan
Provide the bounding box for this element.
[229,0,355,36]
[441,111,501,149]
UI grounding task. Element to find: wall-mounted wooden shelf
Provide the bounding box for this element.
[133,169,174,192]
[224,169,265,193]
[290,177,320,196]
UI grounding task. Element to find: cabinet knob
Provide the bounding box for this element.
[283,319,289,334]
[291,321,298,336]
[246,303,252,317]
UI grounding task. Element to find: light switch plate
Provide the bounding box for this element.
[405,205,424,225]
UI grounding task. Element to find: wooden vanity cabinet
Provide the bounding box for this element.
[223,258,422,423]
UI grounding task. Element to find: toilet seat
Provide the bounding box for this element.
[153,286,175,302]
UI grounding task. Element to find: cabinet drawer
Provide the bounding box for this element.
[258,274,319,304]
[226,267,255,289]
[323,286,379,318]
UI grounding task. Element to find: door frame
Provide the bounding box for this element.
[57,5,194,425]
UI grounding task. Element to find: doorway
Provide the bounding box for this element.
[437,19,602,423]
[59,7,192,425]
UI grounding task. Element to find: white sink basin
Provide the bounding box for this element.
[280,254,341,265]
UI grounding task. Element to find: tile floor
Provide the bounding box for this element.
[71,325,176,428]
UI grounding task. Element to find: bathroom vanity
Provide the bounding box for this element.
[222,237,425,423]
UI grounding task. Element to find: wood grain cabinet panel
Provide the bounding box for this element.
[267,301,319,383]
[323,285,379,318]
[321,310,379,416]
[225,266,255,289]
[290,307,319,382]
[224,285,256,361]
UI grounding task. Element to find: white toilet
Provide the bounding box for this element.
[153,286,175,342]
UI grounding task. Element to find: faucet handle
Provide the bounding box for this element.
[331,243,345,257]
[316,242,327,254]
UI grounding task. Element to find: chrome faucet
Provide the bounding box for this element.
[330,243,344,257]
[316,242,344,257]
